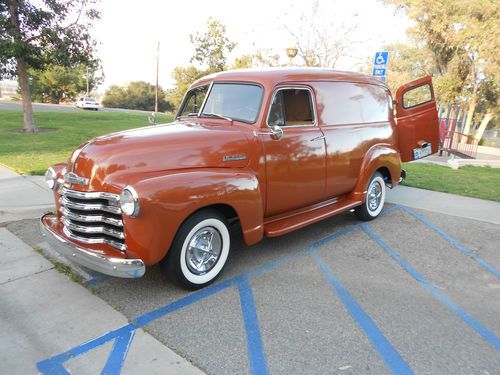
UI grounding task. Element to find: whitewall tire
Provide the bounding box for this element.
[162,210,231,289]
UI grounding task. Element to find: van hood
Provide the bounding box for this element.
[68,120,251,191]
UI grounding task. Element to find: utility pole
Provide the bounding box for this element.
[155,41,159,113]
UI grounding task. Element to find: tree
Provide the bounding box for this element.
[253,49,281,68]
[384,0,499,140]
[378,41,436,96]
[102,81,174,113]
[284,0,360,68]
[190,17,236,73]
[231,54,253,70]
[29,63,103,103]
[167,65,206,108]
[0,0,100,132]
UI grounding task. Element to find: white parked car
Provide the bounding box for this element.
[75,97,99,110]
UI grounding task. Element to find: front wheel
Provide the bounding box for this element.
[354,172,386,221]
[161,210,231,290]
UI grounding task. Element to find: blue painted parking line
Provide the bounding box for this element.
[237,276,269,375]
[36,204,446,374]
[101,330,135,375]
[362,224,500,350]
[401,207,500,277]
[313,252,414,374]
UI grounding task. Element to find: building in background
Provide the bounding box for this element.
[0,81,19,99]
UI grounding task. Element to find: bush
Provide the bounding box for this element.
[102,81,174,112]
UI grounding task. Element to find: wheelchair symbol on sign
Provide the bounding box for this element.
[376,53,385,65]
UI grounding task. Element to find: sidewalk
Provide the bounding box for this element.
[386,185,500,225]
[0,163,55,223]
[0,163,205,374]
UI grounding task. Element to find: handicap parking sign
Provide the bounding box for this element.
[373,51,389,80]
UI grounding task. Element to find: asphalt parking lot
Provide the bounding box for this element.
[8,204,500,374]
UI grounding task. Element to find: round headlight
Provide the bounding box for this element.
[120,186,140,217]
[44,167,57,190]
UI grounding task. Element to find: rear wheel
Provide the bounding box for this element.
[161,209,230,290]
[354,171,386,221]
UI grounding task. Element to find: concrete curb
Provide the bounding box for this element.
[386,185,500,225]
[0,228,205,374]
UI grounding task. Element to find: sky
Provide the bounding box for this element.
[91,0,412,91]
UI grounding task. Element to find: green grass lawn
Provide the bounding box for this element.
[0,110,173,175]
[402,162,500,202]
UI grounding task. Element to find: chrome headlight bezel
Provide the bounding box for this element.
[44,167,57,190]
[120,186,140,217]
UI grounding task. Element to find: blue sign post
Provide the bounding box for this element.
[372,51,389,81]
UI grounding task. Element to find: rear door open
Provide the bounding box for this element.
[395,76,439,162]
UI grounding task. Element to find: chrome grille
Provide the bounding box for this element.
[59,187,126,251]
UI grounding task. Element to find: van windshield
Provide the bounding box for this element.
[201,83,263,123]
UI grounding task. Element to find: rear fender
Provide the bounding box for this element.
[349,145,401,202]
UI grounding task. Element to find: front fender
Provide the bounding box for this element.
[349,145,402,201]
[121,168,264,265]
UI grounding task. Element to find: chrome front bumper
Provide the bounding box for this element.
[40,214,145,278]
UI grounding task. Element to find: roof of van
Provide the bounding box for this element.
[192,67,388,89]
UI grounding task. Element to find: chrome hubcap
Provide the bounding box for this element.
[186,227,222,275]
[368,180,383,212]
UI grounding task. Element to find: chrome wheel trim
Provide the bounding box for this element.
[368,180,383,212]
[365,175,386,217]
[185,227,222,275]
[179,218,230,285]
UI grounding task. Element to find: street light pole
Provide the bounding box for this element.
[155,41,159,114]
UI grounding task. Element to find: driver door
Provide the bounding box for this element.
[259,86,326,217]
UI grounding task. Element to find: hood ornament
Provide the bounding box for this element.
[64,172,89,186]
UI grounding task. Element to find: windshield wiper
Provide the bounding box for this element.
[201,112,233,122]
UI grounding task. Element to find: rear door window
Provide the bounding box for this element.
[314,82,390,125]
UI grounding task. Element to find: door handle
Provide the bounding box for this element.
[310,135,325,142]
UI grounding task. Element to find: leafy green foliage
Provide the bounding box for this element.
[190,17,236,73]
[383,0,499,135]
[0,0,100,79]
[102,81,174,112]
[0,110,173,175]
[28,63,103,103]
[167,66,206,108]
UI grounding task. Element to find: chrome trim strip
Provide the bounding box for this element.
[61,217,125,240]
[61,187,120,202]
[62,225,127,251]
[59,207,123,227]
[60,196,122,215]
[40,214,143,278]
[198,81,214,117]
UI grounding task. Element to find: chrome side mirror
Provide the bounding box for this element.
[270,125,283,140]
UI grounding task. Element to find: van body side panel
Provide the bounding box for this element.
[312,81,397,198]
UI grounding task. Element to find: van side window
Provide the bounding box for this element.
[403,84,432,109]
[268,89,315,126]
[314,82,389,125]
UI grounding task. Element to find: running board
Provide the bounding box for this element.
[263,198,363,237]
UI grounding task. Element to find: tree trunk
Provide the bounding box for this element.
[17,57,37,132]
[9,1,37,132]
[474,111,494,142]
[461,80,478,143]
